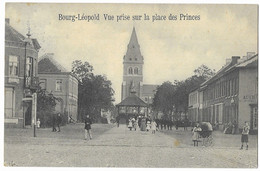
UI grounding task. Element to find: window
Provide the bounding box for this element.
[56,80,62,91]
[26,57,34,77]
[40,79,47,90]
[134,67,138,75]
[5,88,14,118]
[135,58,137,61]
[128,67,133,75]
[129,58,132,61]
[9,56,18,76]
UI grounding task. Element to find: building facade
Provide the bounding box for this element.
[188,53,258,133]
[38,53,78,122]
[5,19,41,128]
[121,27,158,105]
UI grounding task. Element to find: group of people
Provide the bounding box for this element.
[126,116,157,134]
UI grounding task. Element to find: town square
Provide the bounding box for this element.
[3,3,258,168]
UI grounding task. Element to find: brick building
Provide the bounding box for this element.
[38,53,78,122]
[5,19,41,127]
[188,53,258,133]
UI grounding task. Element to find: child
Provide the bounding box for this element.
[36,118,41,129]
[192,123,202,146]
[128,118,133,131]
[151,120,157,134]
[240,122,250,150]
[146,121,151,131]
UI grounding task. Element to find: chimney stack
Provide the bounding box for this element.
[231,56,240,65]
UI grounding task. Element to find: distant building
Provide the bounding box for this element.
[38,53,78,122]
[121,27,158,105]
[188,53,258,133]
[5,18,41,128]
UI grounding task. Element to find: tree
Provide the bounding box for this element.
[72,60,93,83]
[152,65,215,119]
[152,81,175,118]
[194,64,215,80]
[36,88,61,127]
[72,60,115,122]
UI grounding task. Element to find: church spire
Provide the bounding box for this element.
[128,27,139,47]
[124,27,143,63]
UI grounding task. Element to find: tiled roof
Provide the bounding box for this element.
[38,53,68,73]
[5,22,25,42]
[116,93,147,107]
[142,84,158,95]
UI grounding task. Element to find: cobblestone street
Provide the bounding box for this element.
[4,124,257,168]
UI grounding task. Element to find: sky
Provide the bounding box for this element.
[5,3,258,103]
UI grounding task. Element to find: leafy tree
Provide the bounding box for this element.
[194,64,215,79]
[36,88,62,127]
[72,60,115,122]
[152,65,215,119]
[152,81,175,118]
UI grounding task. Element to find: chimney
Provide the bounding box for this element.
[5,18,10,24]
[231,56,240,65]
[226,58,231,64]
[247,52,255,58]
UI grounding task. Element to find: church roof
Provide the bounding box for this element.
[129,27,139,47]
[116,93,147,107]
[142,84,158,95]
[124,27,143,63]
[38,53,68,73]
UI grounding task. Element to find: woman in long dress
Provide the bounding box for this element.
[141,118,146,131]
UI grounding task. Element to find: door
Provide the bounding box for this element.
[25,101,32,126]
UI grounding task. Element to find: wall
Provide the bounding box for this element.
[238,68,258,129]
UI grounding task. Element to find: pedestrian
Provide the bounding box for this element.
[151,120,157,134]
[132,118,137,131]
[84,114,93,140]
[128,118,133,131]
[52,114,57,132]
[146,120,151,131]
[116,116,120,127]
[141,117,146,131]
[192,123,202,146]
[232,120,237,134]
[57,113,62,132]
[240,121,250,150]
[36,118,41,129]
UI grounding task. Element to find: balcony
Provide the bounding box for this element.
[25,76,39,90]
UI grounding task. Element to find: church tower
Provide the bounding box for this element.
[121,27,144,100]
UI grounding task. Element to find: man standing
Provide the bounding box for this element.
[52,114,57,132]
[84,114,93,140]
[57,113,62,132]
[240,122,250,150]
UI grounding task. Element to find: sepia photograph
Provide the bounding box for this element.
[3,2,258,168]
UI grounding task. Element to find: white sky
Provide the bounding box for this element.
[5,3,258,103]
